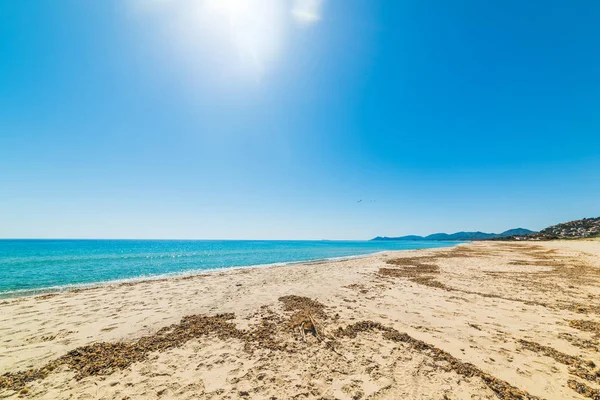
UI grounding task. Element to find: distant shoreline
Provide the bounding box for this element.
[371,228,534,242]
[0,240,459,300]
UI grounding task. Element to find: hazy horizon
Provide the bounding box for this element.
[2,1,599,240]
[0,224,568,241]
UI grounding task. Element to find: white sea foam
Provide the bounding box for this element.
[0,250,395,300]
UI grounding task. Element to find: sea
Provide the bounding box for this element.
[0,239,458,299]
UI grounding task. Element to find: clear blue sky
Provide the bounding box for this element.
[1,0,599,239]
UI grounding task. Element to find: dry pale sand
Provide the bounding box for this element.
[2,240,600,400]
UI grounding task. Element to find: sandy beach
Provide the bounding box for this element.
[1,240,600,399]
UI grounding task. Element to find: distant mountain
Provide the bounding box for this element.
[425,231,499,240]
[372,228,535,241]
[372,235,426,241]
[499,228,535,237]
[504,217,600,241]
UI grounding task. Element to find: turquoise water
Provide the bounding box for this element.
[0,240,458,298]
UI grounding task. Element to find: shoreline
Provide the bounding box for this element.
[0,245,462,301]
[0,251,391,301]
[2,240,600,399]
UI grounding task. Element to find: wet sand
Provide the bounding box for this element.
[1,240,600,399]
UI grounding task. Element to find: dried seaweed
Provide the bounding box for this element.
[0,297,329,392]
[519,340,599,383]
[558,332,600,352]
[570,320,600,336]
[278,295,326,319]
[379,257,453,291]
[0,313,242,391]
[244,314,286,352]
[278,295,327,341]
[337,321,540,400]
[383,248,600,316]
[568,379,600,399]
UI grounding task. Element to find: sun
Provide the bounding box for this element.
[129,0,323,81]
[203,0,286,77]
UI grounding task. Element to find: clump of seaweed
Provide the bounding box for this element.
[344,283,369,294]
[519,340,599,383]
[386,257,441,269]
[570,320,600,336]
[0,313,243,391]
[335,320,391,339]
[381,268,451,290]
[379,257,453,291]
[383,247,600,317]
[278,295,326,319]
[568,379,600,399]
[0,297,333,392]
[278,295,327,341]
[0,368,55,394]
[568,305,600,315]
[243,311,286,352]
[336,320,541,400]
[560,320,600,352]
[558,332,600,352]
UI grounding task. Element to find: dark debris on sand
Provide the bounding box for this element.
[559,332,600,352]
[278,295,327,319]
[519,340,599,384]
[0,295,560,400]
[382,246,600,317]
[278,295,328,342]
[379,255,454,291]
[0,313,243,391]
[243,310,287,352]
[568,379,600,399]
[336,321,541,400]
[0,298,330,392]
[570,320,600,336]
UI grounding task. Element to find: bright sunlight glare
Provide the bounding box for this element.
[130,0,324,81]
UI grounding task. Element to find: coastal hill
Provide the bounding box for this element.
[372,228,534,241]
[503,217,600,240]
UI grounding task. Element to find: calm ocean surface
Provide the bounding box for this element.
[0,240,458,298]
